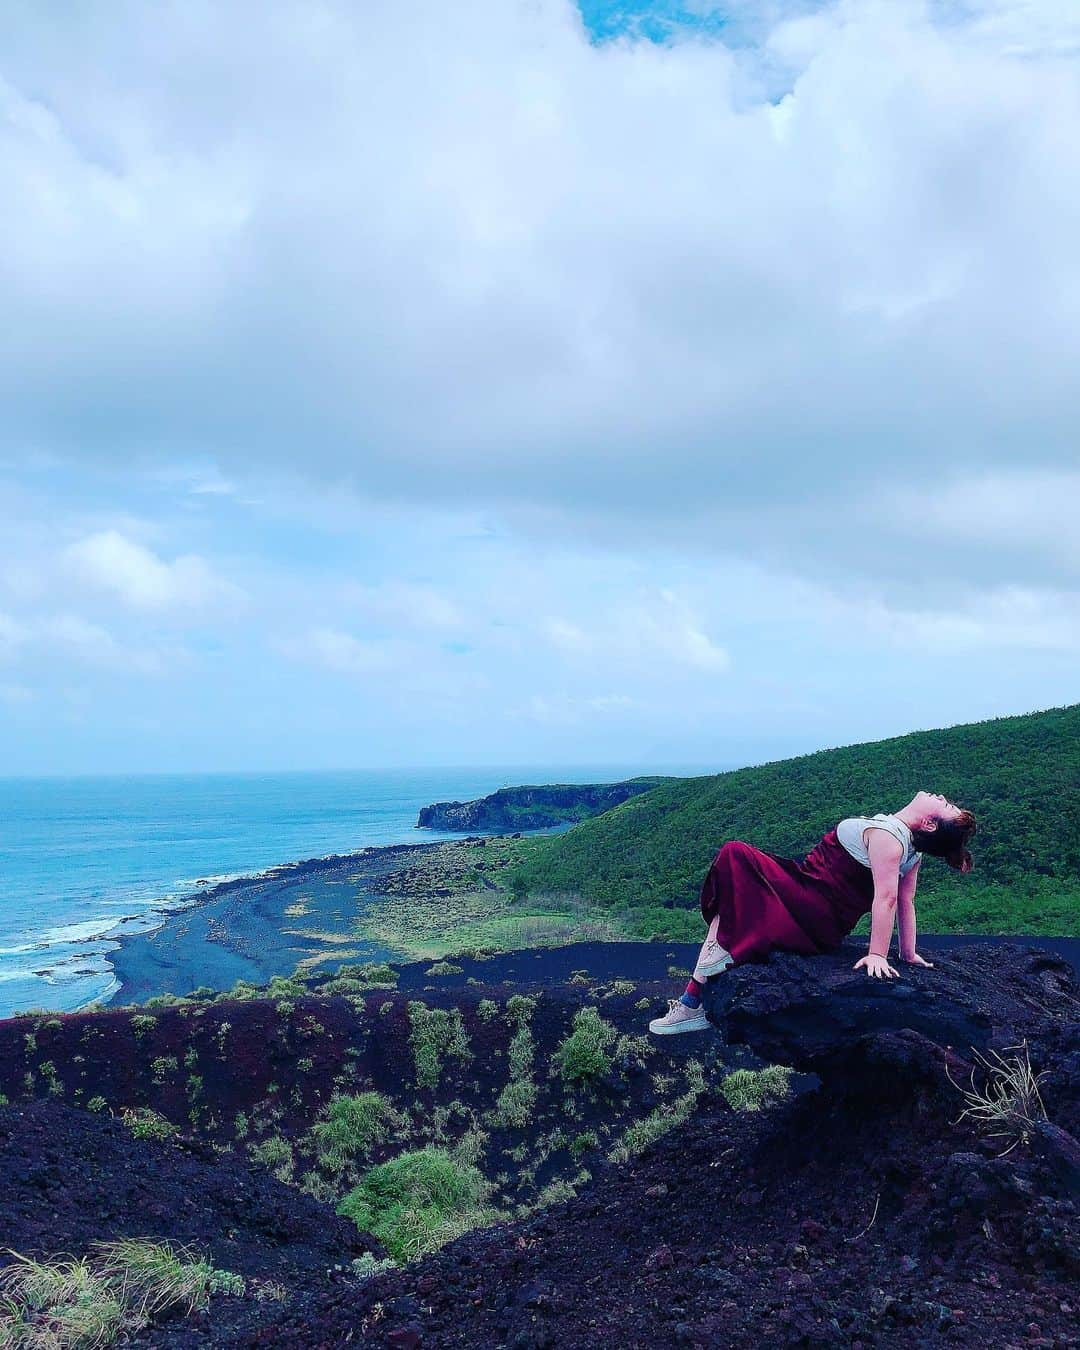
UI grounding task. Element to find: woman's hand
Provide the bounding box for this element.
[898,951,934,968]
[853,954,899,979]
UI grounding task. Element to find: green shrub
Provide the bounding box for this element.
[151,1056,178,1083]
[614,1033,653,1073]
[122,1108,177,1142]
[552,1007,615,1086]
[337,962,398,987]
[309,1092,403,1173]
[719,1065,794,1113]
[569,1129,599,1160]
[351,1253,395,1281]
[87,1095,108,1114]
[491,1078,538,1129]
[605,980,636,997]
[424,962,463,977]
[407,1003,471,1090]
[226,980,262,1001]
[39,1062,63,1097]
[338,1147,495,1262]
[452,1125,489,1169]
[130,1014,157,1040]
[267,975,306,1001]
[476,999,498,1022]
[505,994,536,1027]
[507,1025,535,1081]
[250,1135,295,1181]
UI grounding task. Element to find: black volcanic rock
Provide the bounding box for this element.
[702,938,1079,1109]
[416,777,669,831]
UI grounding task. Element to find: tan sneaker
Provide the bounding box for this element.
[648,999,710,1036]
[693,938,734,983]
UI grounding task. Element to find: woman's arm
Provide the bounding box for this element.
[852,830,903,978]
[897,859,919,960]
[896,859,934,966]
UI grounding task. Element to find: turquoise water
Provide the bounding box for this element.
[0,764,705,1018]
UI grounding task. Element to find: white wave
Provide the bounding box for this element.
[37,916,129,946]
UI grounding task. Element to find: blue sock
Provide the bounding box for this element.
[679,990,701,1009]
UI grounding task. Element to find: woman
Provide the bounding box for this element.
[648,790,977,1035]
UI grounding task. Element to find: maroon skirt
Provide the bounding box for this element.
[698,828,876,965]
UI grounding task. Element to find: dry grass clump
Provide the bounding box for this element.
[945,1039,1050,1156]
[0,1239,244,1348]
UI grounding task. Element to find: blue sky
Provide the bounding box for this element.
[1,0,1078,775]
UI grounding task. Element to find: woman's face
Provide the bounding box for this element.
[915,790,966,826]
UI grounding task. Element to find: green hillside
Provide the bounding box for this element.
[506,703,1080,941]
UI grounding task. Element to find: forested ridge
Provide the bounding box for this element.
[506,702,1080,940]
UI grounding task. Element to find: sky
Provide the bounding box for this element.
[1,0,1078,777]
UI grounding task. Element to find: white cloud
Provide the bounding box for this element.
[0,611,28,659]
[541,587,730,673]
[2,0,1079,594]
[280,625,491,700]
[40,614,165,673]
[296,627,407,676]
[65,530,241,612]
[339,581,466,633]
[791,574,1080,652]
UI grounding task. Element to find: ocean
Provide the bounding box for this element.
[0,763,705,1019]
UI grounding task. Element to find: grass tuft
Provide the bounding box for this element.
[309,1092,404,1174]
[945,1039,1050,1156]
[718,1065,794,1113]
[338,1147,497,1262]
[552,1007,616,1086]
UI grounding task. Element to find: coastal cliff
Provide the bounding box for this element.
[416,776,670,832]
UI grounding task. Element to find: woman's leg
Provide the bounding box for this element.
[647,919,731,1036]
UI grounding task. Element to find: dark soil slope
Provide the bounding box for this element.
[229,940,1080,1349]
[0,1100,378,1345]
[1,940,1077,1348]
[238,1066,1079,1349]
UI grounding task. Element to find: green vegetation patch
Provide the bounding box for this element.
[353,834,629,960]
[719,1065,794,1112]
[552,1007,616,1086]
[407,1003,472,1090]
[309,1091,404,1173]
[121,1108,177,1142]
[608,1060,705,1162]
[338,1147,498,1263]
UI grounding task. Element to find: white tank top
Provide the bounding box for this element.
[836,812,922,877]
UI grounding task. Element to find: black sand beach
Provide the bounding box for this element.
[107,840,447,1004]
